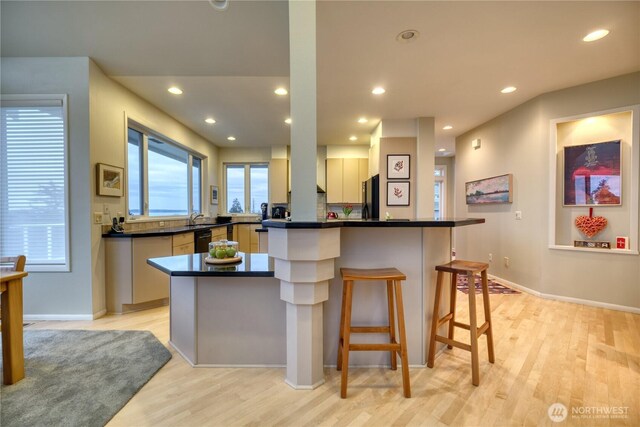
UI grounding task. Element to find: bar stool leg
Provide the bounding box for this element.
[340,280,354,398]
[386,280,397,370]
[481,270,495,364]
[427,271,444,368]
[337,280,348,371]
[467,272,480,386]
[394,280,411,398]
[447,272,458,349]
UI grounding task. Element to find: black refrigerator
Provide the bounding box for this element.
[362,174,380,219]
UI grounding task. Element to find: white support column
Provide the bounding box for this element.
[269,227,340,389]
[288,0,317,221]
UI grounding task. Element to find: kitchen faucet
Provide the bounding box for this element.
[189,212,204,226]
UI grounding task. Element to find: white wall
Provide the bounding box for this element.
[455,72,640,310]
[1,57,93,317]
[89,60,219,316]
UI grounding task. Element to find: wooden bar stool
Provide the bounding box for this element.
[337,267,410,398]
[427,260,495,386]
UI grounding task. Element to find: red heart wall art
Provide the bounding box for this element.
[575,215,608,238]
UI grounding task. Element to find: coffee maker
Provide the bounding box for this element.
[260,203,268,220]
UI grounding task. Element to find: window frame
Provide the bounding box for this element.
[223,162,269,215]
[0,94,70,272]
[126,118,204,221]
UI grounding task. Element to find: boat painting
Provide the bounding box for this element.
[465,174,513,205]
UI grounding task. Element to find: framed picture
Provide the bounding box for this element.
[387,181,410,206]
[96,163,124,197]
[465,174,513,205]
[563,140,621,206]
[210,185,219,205]
[387,154,410,179]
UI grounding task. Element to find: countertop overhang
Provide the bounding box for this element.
[262,218,485,229]
[147,252,274,277]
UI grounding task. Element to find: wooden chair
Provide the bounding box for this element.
[0,255,26,318]
[1,256,26,273]
[427,260,495,386]
[337,267,411,398]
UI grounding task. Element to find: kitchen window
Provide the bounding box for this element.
[0,95,69,271]
[224,163,268,214]
[127,122,203,218]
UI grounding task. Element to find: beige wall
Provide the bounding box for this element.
[455,72,640,309]
[89,60,219,316]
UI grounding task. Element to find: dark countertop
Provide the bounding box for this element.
[147,252,274,277]
[102,221,263,238]
[262,218,485,229]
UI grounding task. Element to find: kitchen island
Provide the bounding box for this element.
[148,218,484,387]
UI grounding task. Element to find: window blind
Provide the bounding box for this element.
[1,100,68,268]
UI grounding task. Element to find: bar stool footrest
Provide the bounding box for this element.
[349,343,401,352]
[435,335,472,352]
[350,326,391,333]
[437,312,454,327]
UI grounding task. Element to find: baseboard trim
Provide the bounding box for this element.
[489,274,640,314]
[24,314,95,321]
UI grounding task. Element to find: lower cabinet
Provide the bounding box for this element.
[236,224,263,253]
[211,226,227,243]
[172,232,194,255]
[105,235,172,313]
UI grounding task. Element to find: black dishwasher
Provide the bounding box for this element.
[194,228,212,253]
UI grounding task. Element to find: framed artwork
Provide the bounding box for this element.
[563,140,621,206]
[465,174,513,204]
[210,185,219,205]
[96,163,124,197]
[387,154,410,179]
[387,181,410,206]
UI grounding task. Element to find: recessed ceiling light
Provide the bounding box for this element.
[396,29,420,43]
[168,87,183,95]
[372,87,386,95]
[205,118,216,124]
[442,125,453,130]
[284,118,292,124]
[501,86,517,94]
[227,136,236,141]
[274,87,288,96]
[583,29,609,42]
[438,148,446,152]
[357,117,368,124]
[208,0,229,11]
[349,136,357,141]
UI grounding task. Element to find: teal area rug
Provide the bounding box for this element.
[0,330,171,427]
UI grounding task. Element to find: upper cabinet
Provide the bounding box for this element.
[269,158,288,204]
[326,158,368,203]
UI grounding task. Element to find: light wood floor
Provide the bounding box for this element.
[27,290,639,426]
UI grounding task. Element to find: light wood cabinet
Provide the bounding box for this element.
[326,158,344,203]
[237,224,261,253]
[259,232,269,253]
[211,226,227,243]
[172,232,194,255]
[326,158,368,203]
[269,159,288,204]
[106,235,172,313]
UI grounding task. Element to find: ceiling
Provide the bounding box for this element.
[2,1,639,155]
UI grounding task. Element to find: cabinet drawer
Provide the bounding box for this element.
[173,242,194,255]
[211,228,227,242]
[173,232,194,247]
